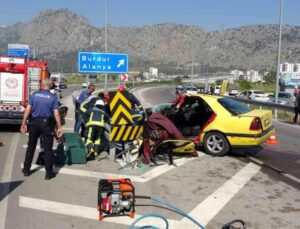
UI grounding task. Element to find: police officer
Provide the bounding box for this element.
[20,79,63,180]
[85,99,110,160]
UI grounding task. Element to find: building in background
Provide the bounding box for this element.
[149,67,158,78]
[279,62,300,92]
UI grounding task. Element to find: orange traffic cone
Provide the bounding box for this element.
[266,132,279,145]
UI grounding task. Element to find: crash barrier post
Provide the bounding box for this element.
[109,91,144,162]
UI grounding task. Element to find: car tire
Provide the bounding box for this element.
[203,132,230,156]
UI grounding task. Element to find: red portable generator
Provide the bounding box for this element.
[97,178,135,220]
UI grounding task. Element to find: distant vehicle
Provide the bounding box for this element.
[185,86,198,94]
[269,92,294,106]
[214,85,221,95]
[82,82,88,88]
[239,90,269,102]
[50,73,67,89]
[197,87,206,93]
[229,89,239,96]
[176,84,184,92]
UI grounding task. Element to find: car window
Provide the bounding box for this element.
[253,91,264,94]
[218,98,252,115]
[278,93,290,98]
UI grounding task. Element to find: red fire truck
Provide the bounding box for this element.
[0,56,49,124]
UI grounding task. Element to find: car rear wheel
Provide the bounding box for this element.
[203,132,230,156]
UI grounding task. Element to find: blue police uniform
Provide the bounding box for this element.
[24,90,60,174]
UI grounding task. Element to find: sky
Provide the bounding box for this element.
[0,0,299,31]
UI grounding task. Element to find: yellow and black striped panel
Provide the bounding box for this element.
[110,125,144,142]
[109,91,133,125]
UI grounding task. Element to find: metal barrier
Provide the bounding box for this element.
[226,96,294,112]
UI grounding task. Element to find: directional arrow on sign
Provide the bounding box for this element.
[120,73,128,82]
[117,59,125,68]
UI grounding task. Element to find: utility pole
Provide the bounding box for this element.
[275,0,284,119]
[104,0,108,91]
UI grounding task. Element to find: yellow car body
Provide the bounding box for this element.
[155,93,274,156]
[197,94,274,146]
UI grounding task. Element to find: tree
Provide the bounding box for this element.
[264,71,276,85]
[238,80,252,90]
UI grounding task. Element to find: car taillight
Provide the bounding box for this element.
[250,117,262,131]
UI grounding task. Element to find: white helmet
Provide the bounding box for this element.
[95,99,104,107]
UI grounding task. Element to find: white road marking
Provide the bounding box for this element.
[0,134,20,229]
[62,127,74,131]
[22,144,57,150]
[19,196,179,228]
[20,153,203,183]
[19,160,259,228]
[179,162,261,227]
[64,117,74,121]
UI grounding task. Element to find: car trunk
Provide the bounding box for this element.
[238,109,273,131]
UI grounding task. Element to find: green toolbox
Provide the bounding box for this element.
[56,133,87,164]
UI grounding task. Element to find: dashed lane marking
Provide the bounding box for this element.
[0,134,20,229]
[19,196,179,228]
[20,153,204,183]
[179,162,261,227]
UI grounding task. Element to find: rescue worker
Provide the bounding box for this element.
[74,84,95,136]
[20,79,63,180]
[80,92,110,124]
[85,99,110,160]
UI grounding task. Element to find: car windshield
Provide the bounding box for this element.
[186,87,197,91]
[278,93,290,98]
[218,98,252,115]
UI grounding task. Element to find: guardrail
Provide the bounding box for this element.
[226,96,294,112]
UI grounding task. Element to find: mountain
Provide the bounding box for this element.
[1,9,300,73]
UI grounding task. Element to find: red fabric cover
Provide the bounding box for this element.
[147,112,184,140]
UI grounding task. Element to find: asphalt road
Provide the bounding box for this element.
[0,85,300,229]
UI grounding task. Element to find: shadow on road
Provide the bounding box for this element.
[0,180,23,201]
[0,124,20,133]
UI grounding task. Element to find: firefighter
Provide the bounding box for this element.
[80,92,110,125]
[85,99,110,160]
[74,84,95,136]
[20,79,63,180]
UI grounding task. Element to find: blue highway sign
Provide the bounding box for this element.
[8,48,30,57]
[8,44,30,58]
[78,52,128,74]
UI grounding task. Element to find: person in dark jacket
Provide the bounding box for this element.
[293,90,300,123]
